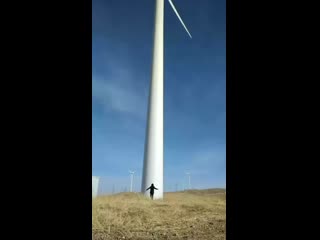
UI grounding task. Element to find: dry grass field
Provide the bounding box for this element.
[92,189,226,240]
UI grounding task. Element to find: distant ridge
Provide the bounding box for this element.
[169,188,226,194]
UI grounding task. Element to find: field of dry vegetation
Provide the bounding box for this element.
[92,189,226,240]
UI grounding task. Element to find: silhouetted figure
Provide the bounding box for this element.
[146,183,158,200]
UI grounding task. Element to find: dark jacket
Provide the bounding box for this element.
[146,185,158,194]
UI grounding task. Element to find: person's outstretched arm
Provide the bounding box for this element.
[146,187,150,190]
[155,187,158,190]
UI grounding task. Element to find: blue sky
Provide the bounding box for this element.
[92,0,226,194]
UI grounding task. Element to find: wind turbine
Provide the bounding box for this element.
[141,0,192,200]
[92,176,100,198]
[129,170,135,192]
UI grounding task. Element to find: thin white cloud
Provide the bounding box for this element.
[192,147,226,167]
[167,145,226,176]
[92,71,148,119]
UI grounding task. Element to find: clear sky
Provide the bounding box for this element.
[92,0,226,194]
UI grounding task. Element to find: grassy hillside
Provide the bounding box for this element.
[92,189,226,240]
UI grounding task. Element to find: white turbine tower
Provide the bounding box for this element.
[129,170,135,192]
[141,0,192,200]
[92,176,100,198]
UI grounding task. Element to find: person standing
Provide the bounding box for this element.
[146,183,158,200]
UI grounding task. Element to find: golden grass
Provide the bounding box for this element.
[92,189,226,240]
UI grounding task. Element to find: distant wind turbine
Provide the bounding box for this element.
[141,0,192,200]
[129,170,135,192]
[92,176,100,198]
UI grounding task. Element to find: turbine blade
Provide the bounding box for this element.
[168,0,192,38]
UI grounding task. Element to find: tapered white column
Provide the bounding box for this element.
[92,176,100,198]
[141,0,164,200]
